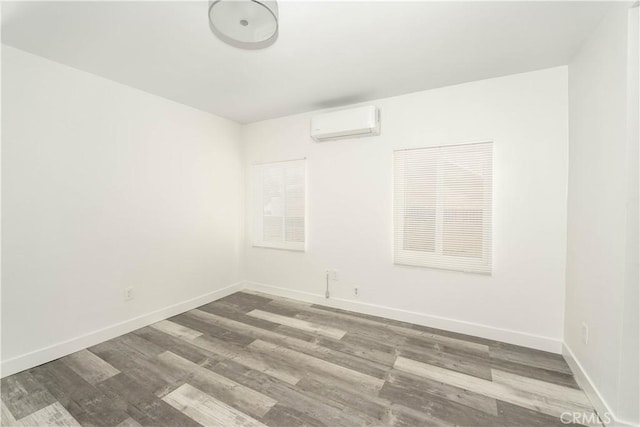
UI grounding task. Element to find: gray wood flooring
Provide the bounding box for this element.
[1,291,596,426]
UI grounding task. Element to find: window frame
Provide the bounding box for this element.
[252,158,307,252]
[393,142,493,274]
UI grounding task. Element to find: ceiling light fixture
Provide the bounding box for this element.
[208,0,279,49]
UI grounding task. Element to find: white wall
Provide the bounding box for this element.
[620,7,640,425]
[1,46,244,375]
[242,67,569,352]
[565,3,639,426]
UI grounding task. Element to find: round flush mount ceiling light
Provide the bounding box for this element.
[208,0,279,49]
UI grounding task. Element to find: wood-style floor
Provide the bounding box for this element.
[1,291,596,427]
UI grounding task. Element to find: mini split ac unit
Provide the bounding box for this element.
[310,105,381,142]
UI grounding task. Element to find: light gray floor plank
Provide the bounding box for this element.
[385,369,499,416]
[492,369,593,411]
[248,309,347,339]
[296,304,489,356]
[188,309,324,354]
[62,349,120,385]
[295,372,393,421]
[394,356,594,421]
[115,417,143,427]
[212,359,380,427]
[15,402,81,427]
[146,321,301,385]
[150,320,203,340]
[190,334,303,385]
[489,342,573,375]
[155,351,277,417]
[398,344,493,380]
[133,326,227,367]
[1,400,18,426]
[248,339,385,395]
[261,403,325,427]
[163,384,267,427]
[386,403,452,427]
[188,309,390,380]
[497,400,572,427]
[199,301,284,332]
[171,312,256,346]
[220,292,273,311]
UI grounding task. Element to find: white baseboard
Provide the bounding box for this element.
[0,281,244,378]
[562,343,637,427]
[244,280,563,353]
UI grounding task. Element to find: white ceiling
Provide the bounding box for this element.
[2,1,613,123]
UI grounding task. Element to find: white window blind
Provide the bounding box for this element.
[394,142,492,273]
[253,159,306,251]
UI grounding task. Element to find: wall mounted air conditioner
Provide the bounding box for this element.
[311,105,380,142]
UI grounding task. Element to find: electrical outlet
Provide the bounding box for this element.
[124,287,133,301]
[330,270,339,281]
[354,287,359,297]
[581,322,589,345]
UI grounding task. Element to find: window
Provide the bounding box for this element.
[253,159,306,251]
[394,142,492,273]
